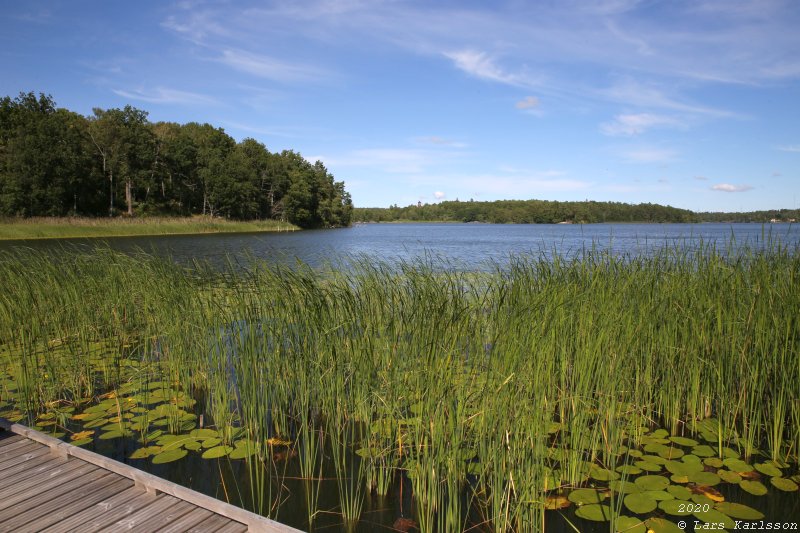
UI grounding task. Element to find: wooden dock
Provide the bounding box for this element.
[0,419,301,533]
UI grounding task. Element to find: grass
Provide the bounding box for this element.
[0,241,798,531]
[0,216,298,240]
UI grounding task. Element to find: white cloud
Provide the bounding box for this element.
[112,87,217,105]
[433,191,446,199]
[621,147,677,163]
[777,145,800,153]
[443,50,538,88]
[711,183,754,193]
[218,49,329,83]
[601,113,682,136]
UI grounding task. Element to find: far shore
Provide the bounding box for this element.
[0,216,299,241]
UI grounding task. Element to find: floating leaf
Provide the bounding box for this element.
[722,458,753,473]
[669,436,698,447]
[202,445,233,459]
[152,448,187,464]
[71,430,94,441]
[703,457,724,468]
[658,499,693,516]
[664,460,702,476]
[609,480,642,495]
[658,447,684,460]
[688,471,721,486]
[739,480,767,496]
[184,440,202,451]
[589,465,619,481]
[690,485,724,502]
[770,477,798,492]
[623,493,657,514]
[666,485,691,500]
[130,446,161,459]
[99,429,131,440]
[634,461,662,472]
[229,445,256,460]
[691,445,715,457]
[681,454,701,464]
[693,509,735,530]
[634,475,669,491]
[202,437,222,448]
[614,516,646,533]
[640,455,668,465]
[754,462,782,477]
[71,437,93,447]
[718,470,742,484]
[713,502,764,520]
[567,488,607,505]
[642,490,674,501]
[645,517,685,533]
[265,437,292,446]
[690,493,714,506]
[616,465,642,476]
[575,503,611,522]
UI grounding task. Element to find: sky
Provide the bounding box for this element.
[1,0,799,212]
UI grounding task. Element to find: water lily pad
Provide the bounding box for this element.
[610,480,642,494]
[130,446,161,459]
[71,430,94,441]
[202,437,222,448]
[669,436,698,447]
[634,475,669,491]
[703,457,724,468]
[184,440,202,451]
[614,516,645,533]
[640,454,668,464]
[665,460,703,476]
[634,461,662,472]
[690,493,714,506]
[152,448,187,464]
[229,445,256,460]
[623,493,657,514]
[688,471,721,486]
[717,470,742,484]
[201,445,233,459]
[575,503,612,522]
[754,462,782,477]
[658,499,693,516]
[713,502,764,519]
[658,447,684,460]
[691,485,724,503]
[666,485,691,500]
[770,477,798,492]
[568,488,607,505]
[651,429,669,439]
[739,480,767,496]
[99,429,131,440]
[643,443,670,455]
[644,518,684,533]
[590,466,620,481]
[692,445,715,457]
[616,465,642,476]
[681,454,701,464]
[694,509,735,530]
[722,458,752,473]
[642,490,674,501]
[71,437,93,447]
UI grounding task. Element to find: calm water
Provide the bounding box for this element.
[2,222,798,269]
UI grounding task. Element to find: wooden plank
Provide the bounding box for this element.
[214,521,250,533]
[0,442,49,468]
[124,499,197,533]
[0,473,129,532]
[41,486,156,533]
[95,494,183,532]
[0,467,114,521]
[0,452,85,498]
[0,420,301,532]
[0,461,97,512]
[154,507,217,533]
[0,434,30,453]
[0,448,64,478]
[185,512,238,532]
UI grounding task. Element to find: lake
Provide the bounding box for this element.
[2,222,798,269]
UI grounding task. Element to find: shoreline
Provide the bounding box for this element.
[0,217,299,241]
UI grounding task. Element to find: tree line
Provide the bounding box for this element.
[354,199,699,224]
[0,92,352,228]
[354,200,799,224]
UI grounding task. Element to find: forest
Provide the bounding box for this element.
[0,92,352,228]
[354,199,800,224]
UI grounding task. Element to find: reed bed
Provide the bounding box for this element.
[0,241,798,532]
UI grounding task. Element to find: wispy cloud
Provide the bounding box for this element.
[112,87,218,105]
[601,113,683,136]
[515,96,540,109]
[414,136,467,148]
[443,50,539,88]
[777,144,800,153]
[694,175,708,181]
[712,183,754,193]
[621,147,677,163]
[218,49,329,83]
[433,191,446,200]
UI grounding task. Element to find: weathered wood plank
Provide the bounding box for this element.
[0,433,29,452]
[0,467,113,522]
[0,442,49,468]
[95,494,183,532]
[41,486,156,533]
[155,507,216,533]
[124,499,197,532]
[0,418,297,533]
[0,461,97,511]
[1,473,130,532]
[0,448,64,478]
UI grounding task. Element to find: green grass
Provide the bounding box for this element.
[0,216,298,240]
[0,242,798,531]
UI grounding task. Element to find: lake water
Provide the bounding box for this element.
[2,222,798,269]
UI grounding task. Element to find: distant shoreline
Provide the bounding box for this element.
[0,217,298,241]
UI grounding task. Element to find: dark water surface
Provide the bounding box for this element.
[2,222,799,268]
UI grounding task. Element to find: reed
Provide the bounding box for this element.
[0,240,797,531]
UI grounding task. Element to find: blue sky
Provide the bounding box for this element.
[2,0,799,211]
